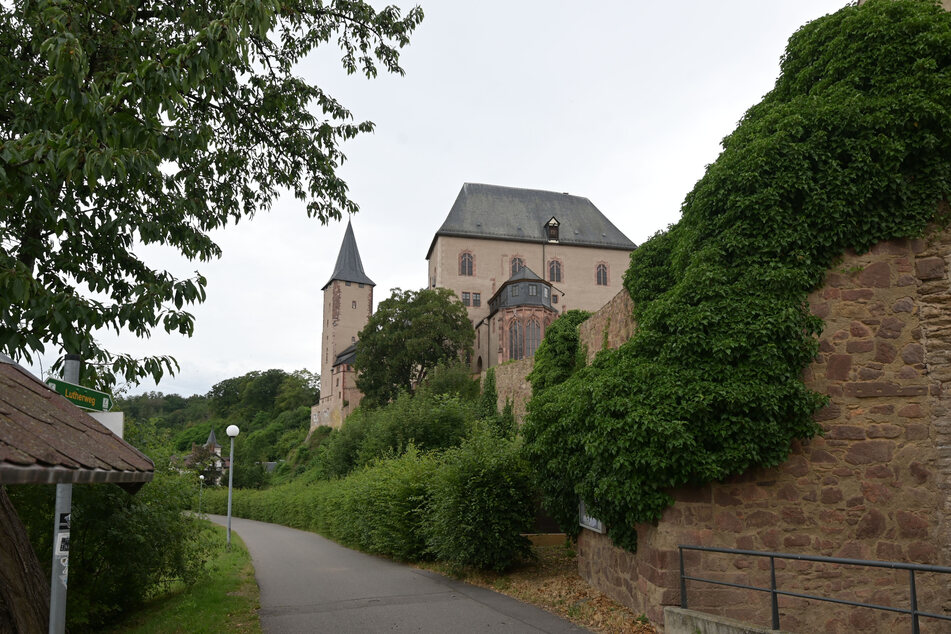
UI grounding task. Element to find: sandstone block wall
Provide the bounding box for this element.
[579,288,636,363]
[489,357,534,422]
[576,232,951,632]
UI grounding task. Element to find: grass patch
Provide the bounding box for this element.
[105,522,260,634]
[415,542,655,633]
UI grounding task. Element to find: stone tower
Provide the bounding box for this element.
[311,221,374,430]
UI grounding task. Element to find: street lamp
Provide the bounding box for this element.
[225,424,240,549]
[198,474,204,515]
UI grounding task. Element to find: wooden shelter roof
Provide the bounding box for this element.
[0,355,154,486]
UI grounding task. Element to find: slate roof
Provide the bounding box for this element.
[333,342,358,367]
[205,427,218,448]
[508,266,544,283]
[0,355,154,486]
[322,220,375,290]
[487,266,558,315]
[426,183,637,259]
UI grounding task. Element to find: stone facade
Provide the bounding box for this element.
[488,357,535,422]
[578,289,636,363]
[429,234,632,371]
[575,230,951,632]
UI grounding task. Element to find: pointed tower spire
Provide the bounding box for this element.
[205,427,218,448]
[322,221,375,290]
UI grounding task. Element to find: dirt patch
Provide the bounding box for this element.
[415,542,656,633]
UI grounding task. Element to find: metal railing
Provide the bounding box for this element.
[678,544,951,633]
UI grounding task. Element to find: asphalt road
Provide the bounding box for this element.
[207,514,586,633]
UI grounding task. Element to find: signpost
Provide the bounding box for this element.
[45,377,113,412]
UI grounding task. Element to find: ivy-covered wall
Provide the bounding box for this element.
[519,0,951,630]
[576,231,951,631]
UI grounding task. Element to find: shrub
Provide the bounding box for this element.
[202,434,535,572]
[425,428,534,571]
[9,470,214,632]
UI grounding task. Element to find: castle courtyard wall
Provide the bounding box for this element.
[575,232,951,632]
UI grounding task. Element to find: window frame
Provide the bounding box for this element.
[596,263,609,286]
[509,320,523,361]
[459,252,474,276]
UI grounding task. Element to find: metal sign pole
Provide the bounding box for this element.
[49,485,71,634]
[48,355,81,633]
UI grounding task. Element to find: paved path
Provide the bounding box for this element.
[208,514,586,633]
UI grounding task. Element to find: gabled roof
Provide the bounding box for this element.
[322,220,375,290]
[426,183,637,259]
[0,355,154,487]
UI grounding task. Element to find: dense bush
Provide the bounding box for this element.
[9,470,215,632]
[313,390,476,479]
[202,434,534,570]
[524,0,951,552]
[425,429,533,571]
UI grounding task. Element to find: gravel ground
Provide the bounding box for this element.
[414,543,656,634]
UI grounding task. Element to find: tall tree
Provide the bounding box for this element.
[0,0,423,386]
[355,288,474,407]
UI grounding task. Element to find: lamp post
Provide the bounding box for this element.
[225,424,240,548]
[198,474,204,515]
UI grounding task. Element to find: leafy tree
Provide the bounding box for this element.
[276,370,320,410]
[417,361,479,401]
[355,288,474,407]
[0,0,423,387]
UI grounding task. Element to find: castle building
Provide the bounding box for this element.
[426,183,636,371]
[311,184,636,430]
[312,221,374,429]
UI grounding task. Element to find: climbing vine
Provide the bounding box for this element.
[523,0,951,552]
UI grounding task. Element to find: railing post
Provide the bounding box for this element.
[770,556,780,631]
[909,569,919,634]
[680,547,688,609]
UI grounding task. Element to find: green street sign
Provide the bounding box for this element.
[45,377,113,412]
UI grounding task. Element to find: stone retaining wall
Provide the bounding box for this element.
[576,231,951,632]
[490,357,534,422]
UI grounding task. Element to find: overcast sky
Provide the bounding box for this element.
[27,0,848,397]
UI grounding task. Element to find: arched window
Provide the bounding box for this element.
[548,260,562,283]
[509,321,523,361]
[511,257,524,276]
[459,252,473,276]
[596,263,608,286]
[525,319,541,358]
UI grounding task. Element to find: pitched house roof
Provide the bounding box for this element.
[322,220,375,290]
[0,355,154,487]
[426,183,637,259]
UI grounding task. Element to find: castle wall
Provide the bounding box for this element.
[489,357,535,422]
[575,232,951,631]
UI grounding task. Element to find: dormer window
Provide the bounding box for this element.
[546,217,560,243]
